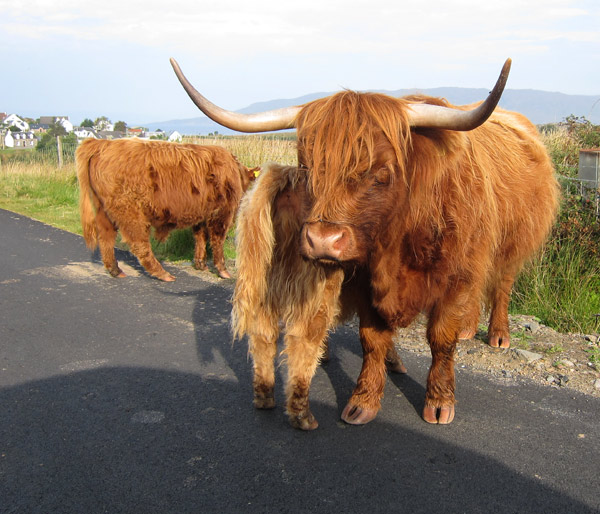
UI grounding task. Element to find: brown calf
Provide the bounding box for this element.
[233,163,406,430]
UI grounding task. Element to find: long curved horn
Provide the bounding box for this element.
[407,58,512,131]
[170,58,300,133]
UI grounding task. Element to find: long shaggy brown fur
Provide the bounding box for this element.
[77,138,256,281]
[233,162,407,429]
[292,91,560,425]
[232,163,345,429]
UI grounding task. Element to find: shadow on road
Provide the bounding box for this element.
[1,366,594,513]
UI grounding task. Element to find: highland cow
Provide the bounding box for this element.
[77,138,257,281]
[173,58,560,427]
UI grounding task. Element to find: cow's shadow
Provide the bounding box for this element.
[178,275,428,422]
[94,245,428,423]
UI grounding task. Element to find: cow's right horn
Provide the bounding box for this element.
[406,59,512,131]
[170,58,300,133]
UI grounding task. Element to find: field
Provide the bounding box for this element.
[0,131,598,335]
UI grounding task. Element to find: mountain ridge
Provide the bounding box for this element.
[146,88,600,135]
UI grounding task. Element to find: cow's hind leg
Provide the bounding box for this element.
[95,206,125,278]
[206,215,233,279]
[423,303,460,424]
[385,345,407,374]
[192,222,209,272]
[487,272,516,348]
[120,221,175,281]
[459,300,481,340]
[283,330,328,431]
[248,330,278,410]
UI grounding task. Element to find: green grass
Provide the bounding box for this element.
[0,162,81,234]
[511,240,600,334]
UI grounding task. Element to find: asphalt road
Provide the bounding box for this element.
[1,207,599,514]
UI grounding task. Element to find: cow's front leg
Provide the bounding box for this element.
[423,304,460,424]
[248,333,278,409]
[342,308,393,425]
[283,333,328,430]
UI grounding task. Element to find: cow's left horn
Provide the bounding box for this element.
[170,58,300,133]
[407,58,512,131]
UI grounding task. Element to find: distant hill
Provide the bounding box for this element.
[145,88,600,135]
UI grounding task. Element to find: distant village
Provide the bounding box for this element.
[0,113,183,149]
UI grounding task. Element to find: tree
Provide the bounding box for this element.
[94,116,112,131]
[80,118,94,128]
[114,120,127,132]
[36,131,76,153]
[48,121,67,137]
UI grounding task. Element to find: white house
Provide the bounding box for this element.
[3,114,29,132]
[168,131,182,142]
[57,117,73,133]
[13,131,37,148]
[3,130,37,148]
[73,127,97,140]
[3,131,14,148]
[39,116,74,133]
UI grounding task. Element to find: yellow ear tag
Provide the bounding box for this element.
[253,169,261,178]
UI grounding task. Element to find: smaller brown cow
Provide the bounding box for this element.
[233,163,407,430]
[77,138,257,281]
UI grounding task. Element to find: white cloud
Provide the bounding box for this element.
[2,0,597,59]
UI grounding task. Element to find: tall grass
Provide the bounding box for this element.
[510,126,600,334]
[184,135,298,167]
[512,240,600,334]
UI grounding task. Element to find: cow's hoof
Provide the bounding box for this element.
[288,411,318,430]
[253,394,275,410]
[341,402,379,425]
[423,404,455,424]
[109,268,126,278]
[158,273,176,282]
[218,269,233,279]
[386,359,407,374]
[488,333,510,348]
[459,328,476,340]
[193,261,208,271]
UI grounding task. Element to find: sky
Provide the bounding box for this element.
[1,0,599,126]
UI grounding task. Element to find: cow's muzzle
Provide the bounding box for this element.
[300,221,353,263]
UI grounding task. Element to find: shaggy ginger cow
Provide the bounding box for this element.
[77,138,257,281]
[233,163,407,430]
[172,58,560,427]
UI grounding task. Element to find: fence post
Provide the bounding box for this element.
[56,136,63,168]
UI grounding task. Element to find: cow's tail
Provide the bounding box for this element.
[75,139,98,249]
[232,163,292,341]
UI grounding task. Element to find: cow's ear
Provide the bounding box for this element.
[249,166,261,180]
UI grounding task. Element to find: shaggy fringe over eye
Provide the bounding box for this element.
[296,92,412,215]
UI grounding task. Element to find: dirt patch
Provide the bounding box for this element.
[392,313,600,398]
[22,261,140,282]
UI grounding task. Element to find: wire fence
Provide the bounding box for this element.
[0,139,77,167]
[558,174,600,219]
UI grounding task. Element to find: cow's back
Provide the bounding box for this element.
[86,139,246,228]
